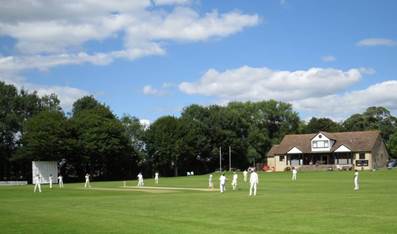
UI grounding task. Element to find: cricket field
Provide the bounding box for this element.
[0,170,396,234]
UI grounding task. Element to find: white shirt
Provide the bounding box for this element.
[219,175,226,185]
[137,174,143,180]
[155,173,159,178]
[354,171,359,179]
[232,174,238,182]
[292,169,297,175]
[58,176,63,181]
[250,172,259,184]
[35,175,41,184]
[209,174,213,182]
[85,175,90,181]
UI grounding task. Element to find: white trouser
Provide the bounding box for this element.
[249,183,257,196]
[220,183,225,193]
[85,180,90,188]
[292,174,297,181]
[59,181,63,188]
[49,181,52,188]
[244,176,247,182]
[354,178,359,190]
[34,183,41,192]
[232,181,237,190]
[209,182,213,188]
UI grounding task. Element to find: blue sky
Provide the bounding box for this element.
[0,0,396,122]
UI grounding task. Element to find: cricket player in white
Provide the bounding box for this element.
[219,173,226,193]
[137,173,144,187]
[208,174,213,189]
[243,170,248,182]
[84,173,91,188]
[34,174,42,192]
[154,172,159,184]
[231,172,238,190]
[58,175,64,188]
[249,170,259,196]
[292,167,297,181]
[354,170,359,191]
[49,174,53,189]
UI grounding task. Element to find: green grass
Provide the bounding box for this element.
[1,170,396,234]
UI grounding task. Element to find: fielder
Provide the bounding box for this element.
[208,174,213,189]
[84,173,91,188]
[137,172,144,187]
[219,173,226,193]
[243,170,248,182]
[292,167,297,181]
[49,174,53,189]
[34,174,42,193]
[154,172,159,184]
[249,170,259,196]
[231,172,238,190]
[354,170,359,191]
[58,175,64,188]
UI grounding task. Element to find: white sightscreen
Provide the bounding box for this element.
[32,161,58,184]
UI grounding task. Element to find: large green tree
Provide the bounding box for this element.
[70,96,133,179]
[303,117,343,133]
[145,116,184,176]
[388,132,397,158]
[0,81,62,179]
[343,106,397,142]
[120,115,147,175]
[178,100,300,171]
[16,111,68,161]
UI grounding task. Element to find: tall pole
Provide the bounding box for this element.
[219,147,222,172]
[229,146,231,171]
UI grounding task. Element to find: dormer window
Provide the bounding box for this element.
[311,132,332,152]
[312,140,329,148]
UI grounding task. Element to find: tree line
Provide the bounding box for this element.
[1,81,396,181]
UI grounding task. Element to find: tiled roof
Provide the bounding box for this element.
[267,144,280,156]
[267,130,381,156]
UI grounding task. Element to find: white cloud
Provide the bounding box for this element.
[0,72,89,111]
[0,15,132,54]
[153,0,192,6]
[0,1,259,110]
[0,53,121,72]
[128,8,259,43]
[33,85,89,111]
[0,1,259,57]
[179,66,365,101]
[143,85,167,96]
[356,38,397,47]
[293,81,397,119]
[139,119,151,130]
[321,55,336,62]
[178,65,392,119]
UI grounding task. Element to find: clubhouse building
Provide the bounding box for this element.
[266,130,389,171]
